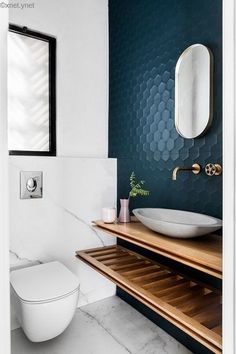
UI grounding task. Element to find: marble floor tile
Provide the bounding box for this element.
[11,296,192,354]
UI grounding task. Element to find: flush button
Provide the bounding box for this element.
[20,171,43,199]
[26,177,37,192]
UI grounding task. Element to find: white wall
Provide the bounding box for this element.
[9,0,116,331]
[0,7,10,354]
[10,0,109,157]
[9,156,117,329]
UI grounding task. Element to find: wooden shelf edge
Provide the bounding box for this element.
[93,223,222,279]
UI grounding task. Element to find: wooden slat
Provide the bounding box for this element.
[180,292,221,316]
[119,264,158,276]
[139,271,177,289]
[110,260,147,271]
[192,304,222,328]
[102,255,138,266]
[76,245,222,353]
[163,285,204,304]
[212,325,222,335]
[152,279,191,296]
[142,274,179,290]
[86,246,120,257]
[92,221,222,279]
[122,264,160,279]
[132,271,169,284]
[95,252,130,261]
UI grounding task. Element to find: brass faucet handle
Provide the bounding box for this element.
[205,163,222,176]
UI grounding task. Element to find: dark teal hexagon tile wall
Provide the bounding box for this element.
[109,0,222,218]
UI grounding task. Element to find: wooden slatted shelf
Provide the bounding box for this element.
[76,245,222,354]
[93,221,222,279]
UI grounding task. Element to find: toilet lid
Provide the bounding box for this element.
[10,261,79,302]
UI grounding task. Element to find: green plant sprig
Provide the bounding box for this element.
[129,172,150,198]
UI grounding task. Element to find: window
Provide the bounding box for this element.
[8,24,56,155]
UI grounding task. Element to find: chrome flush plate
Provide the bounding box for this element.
[20,171,43,199]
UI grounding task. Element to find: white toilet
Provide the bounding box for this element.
[10,261,79,342]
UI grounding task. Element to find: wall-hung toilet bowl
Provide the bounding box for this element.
[10,261,79,342]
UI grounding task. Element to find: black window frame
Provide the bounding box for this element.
[8,24,56,156]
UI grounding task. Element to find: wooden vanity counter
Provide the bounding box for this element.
[93,220,222,279]
[77,221,222,352]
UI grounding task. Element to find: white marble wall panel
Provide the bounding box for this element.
[9,156,117,329]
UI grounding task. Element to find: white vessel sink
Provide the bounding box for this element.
[132,208,222,238]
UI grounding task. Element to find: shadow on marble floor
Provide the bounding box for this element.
[11,296,192,354]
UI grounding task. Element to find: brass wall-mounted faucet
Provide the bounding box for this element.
[172,164,201,181]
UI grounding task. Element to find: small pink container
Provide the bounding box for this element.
[119,198,130,223]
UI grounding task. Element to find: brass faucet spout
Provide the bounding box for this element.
[172,164,201,181]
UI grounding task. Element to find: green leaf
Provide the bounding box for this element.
[128,171,150,198]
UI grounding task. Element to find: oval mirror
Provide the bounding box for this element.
[175,44,213,139]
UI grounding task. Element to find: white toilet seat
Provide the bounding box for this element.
[10,261,79,303]
[11,285,79,305]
